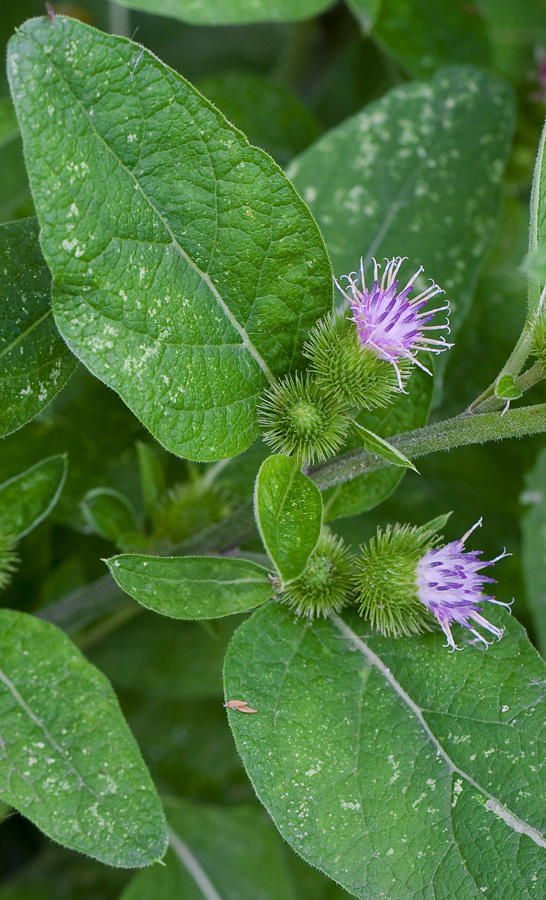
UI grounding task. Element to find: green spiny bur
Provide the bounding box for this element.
[303,312,410,409]
[279,528,355,618]
[355,522,441,637]
[257,373,349,464]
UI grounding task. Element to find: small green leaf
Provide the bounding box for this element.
[225,603,546,899]
[81,487,139,542]
[0,367,144,531]
[495,372,523,401]
[422,510,452,533]
[0,455,67,539]
[0,609,167,867]
[254,454,322,582]
[349,418,418,471]
[111,0,335,25]
[106,555,273,619]
[0,218,76,436]
[121,797,297,900]
[136,441,166,516]
[8,16,332,462]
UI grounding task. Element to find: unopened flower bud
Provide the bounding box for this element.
[279,529,355,619]
[257,373,349,465]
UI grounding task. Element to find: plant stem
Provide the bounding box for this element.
[309,403,546,490]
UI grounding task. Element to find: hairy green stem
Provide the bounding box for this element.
[39,402,546,636]
[309,403,546,490]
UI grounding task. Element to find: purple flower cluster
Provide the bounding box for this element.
[416,519,511,651]
[336,256,452,390]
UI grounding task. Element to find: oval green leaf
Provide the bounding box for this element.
[0,609,167,867]
[0,454,67,539]
[225,603,546,899]
[0,218,76,437]
[254,454,322,582]
[8,17,332,462]
[106,554,273,618]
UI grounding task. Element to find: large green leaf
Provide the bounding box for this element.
[121,797,296,900]
[0,609,167,867]
[0,455,67,539]
[255,454,322,582]
[321,366,433,520]
[287,67,514,348]
[0,218,76,436]
[112,0,334,25]
[107,554,273,618]
[8,17,332,462]
[225,603,546,899]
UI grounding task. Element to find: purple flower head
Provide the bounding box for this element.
[336,256,452,390]
[416,519,511,651]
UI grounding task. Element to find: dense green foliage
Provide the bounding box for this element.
[2,1,546,898]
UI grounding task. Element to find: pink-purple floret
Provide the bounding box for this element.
[416,519,511,651]
[336,256,452,389]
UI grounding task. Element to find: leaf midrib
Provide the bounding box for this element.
[330,613,546,851]
[23,26,277,386]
